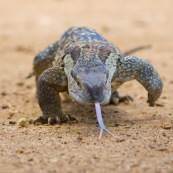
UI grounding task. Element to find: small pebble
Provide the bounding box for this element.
[9,110,17,116]
[9,121,16,125]
[17,149,25,153]
[156,103,164,107]
[126,133,131,136]
[76,131,81,134]
[17,118,27,127]
[125,126,131,128]
[162,132,167,137]
[29,119,34,124]
[163,125,171,130]
[8,110,18,119]
[76,137,82,142]
[26,85,32,89]
[1,92,7,96]
[162,96,167,99]
[149,145,155,149]
[157,146,168,151]
[28,158,34,162]
[114,123,120,127]
[55,125,61,129]
[93,154,99,160]
[16,82,24,86]
[2,104,10,109]
[132,137,138,140]
[116,137,125,142]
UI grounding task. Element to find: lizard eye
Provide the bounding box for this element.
[76,80,82,89]
[77,81,80,87]
[71,70,82,89]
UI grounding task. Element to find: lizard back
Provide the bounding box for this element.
[55,27,122,65]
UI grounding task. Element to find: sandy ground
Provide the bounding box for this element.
[0,0,173,173]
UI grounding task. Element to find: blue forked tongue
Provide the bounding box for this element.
[95,102,119,140]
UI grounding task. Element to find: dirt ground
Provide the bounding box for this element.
[0,0,173,173]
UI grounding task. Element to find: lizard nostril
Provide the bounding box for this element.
[84,82,104,103]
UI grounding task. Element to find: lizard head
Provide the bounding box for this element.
[68,64,110,105]
[63,44,118,106]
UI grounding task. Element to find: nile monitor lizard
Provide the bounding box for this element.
[33,27,163,125]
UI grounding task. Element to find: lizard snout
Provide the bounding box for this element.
[70,66,109,105]
[85,83,104,103]
[82,79,105,103]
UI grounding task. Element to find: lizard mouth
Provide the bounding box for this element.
[69,91,110,106]
[69,91,93,105]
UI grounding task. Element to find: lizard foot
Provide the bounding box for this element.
[110,91,133,105]
[61,114,78,124]
[34,114,78,125]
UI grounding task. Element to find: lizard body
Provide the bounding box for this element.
[33,27,163,124]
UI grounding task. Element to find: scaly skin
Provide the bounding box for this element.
[33,27,163,124]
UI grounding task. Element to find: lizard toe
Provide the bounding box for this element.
[48,116,61,125]
[119,95,133,104]
[34,116,48,125]
[34,114,78,125]
[110,91,133,105]
[61,114,78,124]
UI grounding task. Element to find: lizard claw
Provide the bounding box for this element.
[34,116,49,125]
[110,91,133,105]
[119,95,133,104]
[34,114,78,125]
[61,114,78,124]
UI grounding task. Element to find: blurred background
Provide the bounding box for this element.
[0,0,172,51]
[0,0,172,99]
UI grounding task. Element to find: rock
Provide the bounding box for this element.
[163,124,171,130]
[28,158,34,162]
[76,137,82,142]
[9,121,16,125]
[2,121,5,125]
[29,119,34,124]
[125,125,131,128]
[8,110,18,118]
[1,92,7,96]
[17,118,27,127]
[116,137,125,142]
[162,131,167,137]
[16,82,24,86]
[2,104,10,109]
[76,131,81,134]
[157,146,168,151]
[126,133,131,136]
[17,149,24,153]
[156,103,164,107]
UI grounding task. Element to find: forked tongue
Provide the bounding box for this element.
[95,102,120,140]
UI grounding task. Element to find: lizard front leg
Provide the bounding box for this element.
[34,66,73,125]
[114,56,163,106]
